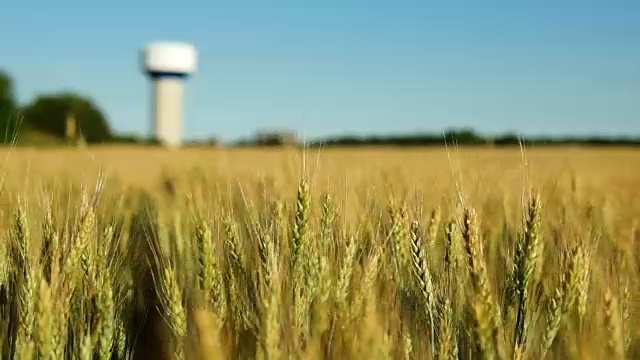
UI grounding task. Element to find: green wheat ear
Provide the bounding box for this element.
[160,263,187,360]
[35,279,55,360]
[409,219,436,358]
[291,178,310,268]
[511,192,543,354]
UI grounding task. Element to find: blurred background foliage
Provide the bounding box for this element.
[1,68,639,148]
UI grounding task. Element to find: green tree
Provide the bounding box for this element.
[443,127,484,145]
[21,92,112,143]
[0,70,21,143]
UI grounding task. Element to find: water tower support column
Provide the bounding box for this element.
[152,75,185,147]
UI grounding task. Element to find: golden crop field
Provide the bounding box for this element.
[0,145,638,360]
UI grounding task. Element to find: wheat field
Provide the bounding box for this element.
[0,145,638,360]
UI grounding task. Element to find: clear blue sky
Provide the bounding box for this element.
[2,0,639,142]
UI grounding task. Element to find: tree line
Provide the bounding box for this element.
[0,70,113,144]
[1,69,638,147]
[307,130,640,147]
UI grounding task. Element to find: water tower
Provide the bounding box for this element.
[142,41,197,147]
